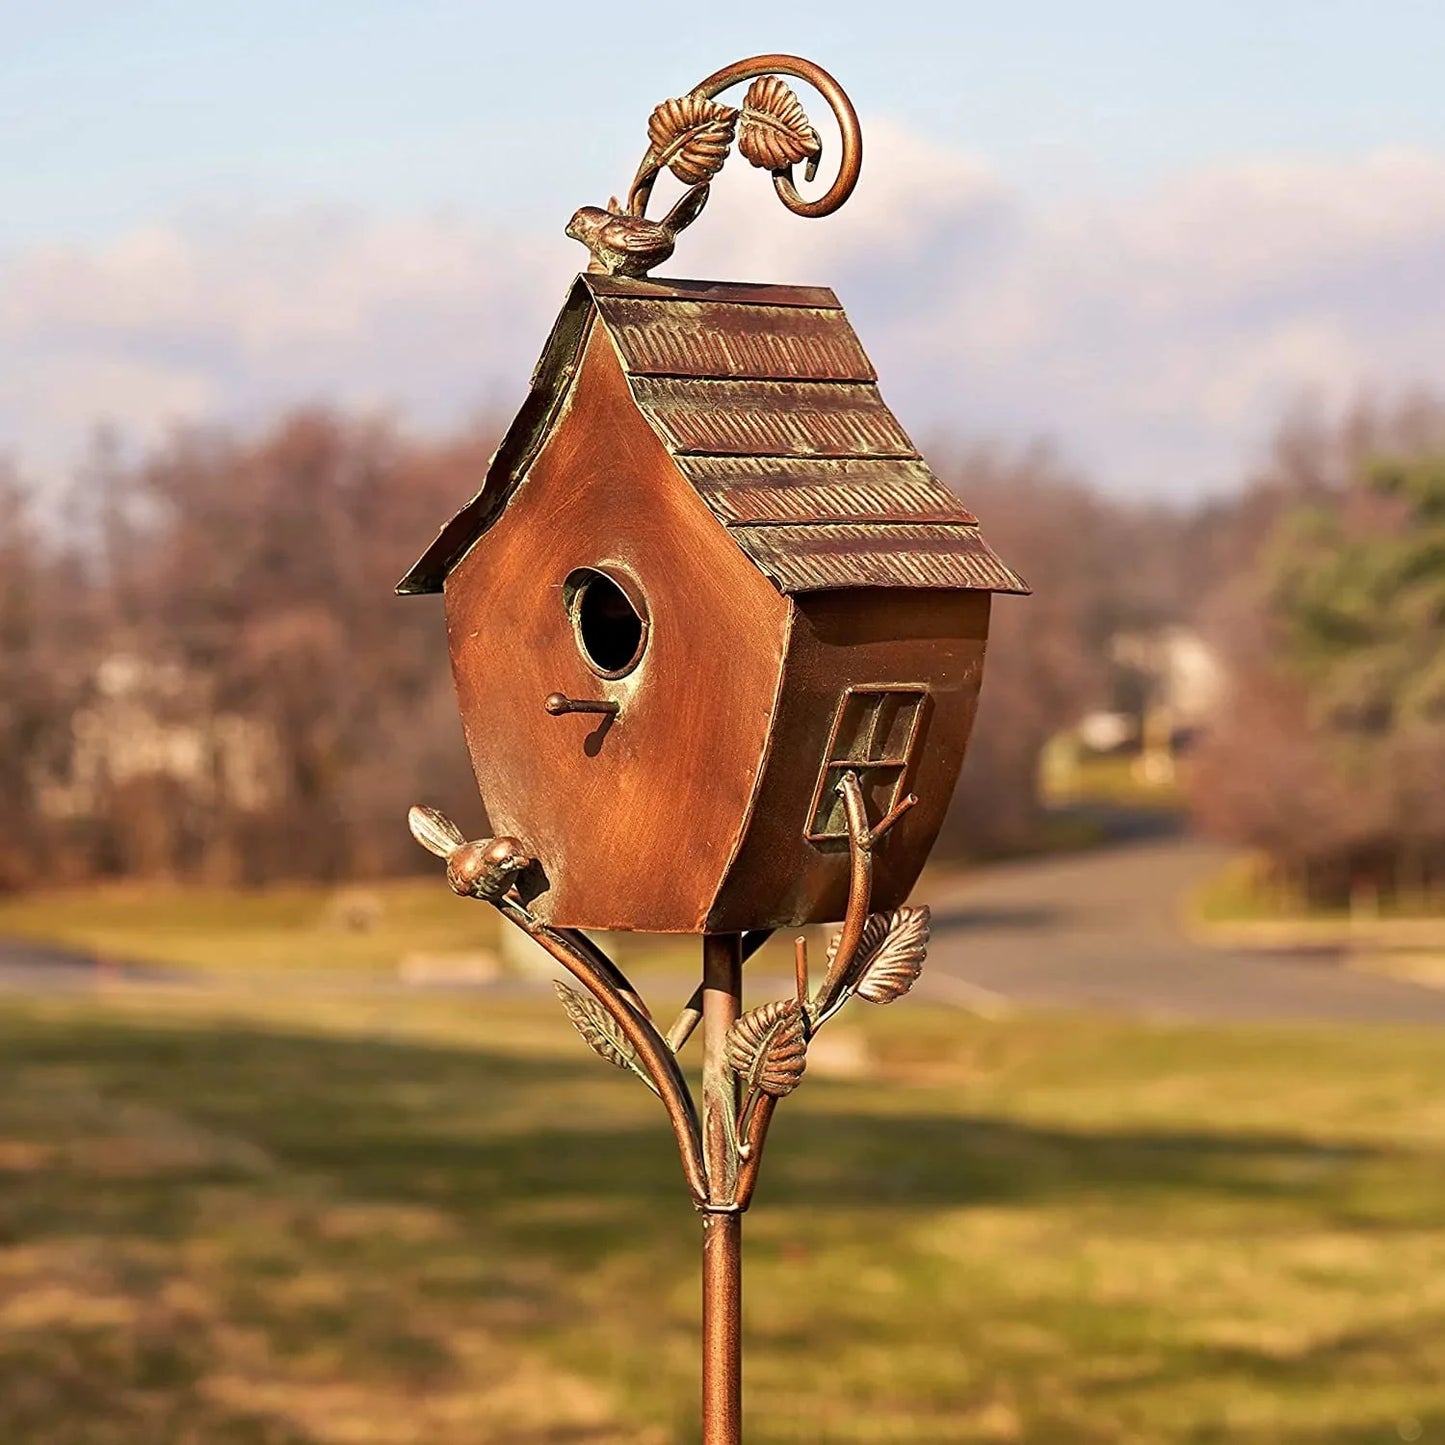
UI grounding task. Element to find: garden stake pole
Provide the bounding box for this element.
[701,932,744,1445]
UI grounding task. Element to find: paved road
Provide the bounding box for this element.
[4,837,1444,1025]
[918,835,1445,1025]
[0,940,174,992]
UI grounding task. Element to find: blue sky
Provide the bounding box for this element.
[7,0,1444,241]
[5,1,1445,494]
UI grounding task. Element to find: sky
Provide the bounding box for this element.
[4,0,1445,497]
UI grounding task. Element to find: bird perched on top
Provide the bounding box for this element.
[408,805,532,904]
[565,184,711,278]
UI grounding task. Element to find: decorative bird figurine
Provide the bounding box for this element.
[408,805,532,903]
[565,184,711,278]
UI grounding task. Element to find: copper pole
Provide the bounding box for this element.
[701,932,744,1445]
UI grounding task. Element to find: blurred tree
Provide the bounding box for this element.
[933,444,1197,856]
[0,463,92,887]
[1191,398,1445,906]
[1268,455,1445,734]
[48,409,496,884]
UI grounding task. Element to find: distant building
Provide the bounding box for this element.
[1110,627,1225,733]
[34,652,279,820]
[1047,627,1225,799]
[1109,626,1224,784]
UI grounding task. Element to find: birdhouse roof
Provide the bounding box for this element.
[397,274,1029,597]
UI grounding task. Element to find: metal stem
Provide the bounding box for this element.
[496,900,709,1203]
[702,1211,742,1445]
[700,932,744,1444]
[668,930,773,1054]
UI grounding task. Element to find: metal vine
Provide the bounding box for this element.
[407,766,929,1213]
[565,53,862,278]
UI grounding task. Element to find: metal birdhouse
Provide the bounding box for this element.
[401,53,1027,1445]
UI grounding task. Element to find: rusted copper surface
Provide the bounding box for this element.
[543,692,619,717]
[708,590,991,932]
[702,933,744,1208]
[591,273,841,307]
[442,317,789,932]
[702,1211,743,1443]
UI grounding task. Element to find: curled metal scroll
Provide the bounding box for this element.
[566,54,862,278]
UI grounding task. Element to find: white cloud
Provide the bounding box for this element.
[4,128,1445,496]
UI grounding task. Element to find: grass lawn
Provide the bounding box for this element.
[1040,751,1187,815]
[0,878,495,974]
[1192,854,1445,926]
[1,982,1443,1442]
[0,879,698,977]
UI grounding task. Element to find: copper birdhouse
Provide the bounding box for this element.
[399,276,1026,935]
[401,54,1028,1445]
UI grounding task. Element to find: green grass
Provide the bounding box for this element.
[0,880,697,976]
[1,983,1444,1442]
[1194,855,1445,927]
[1040,751,1187,813]
[0,878,490,973]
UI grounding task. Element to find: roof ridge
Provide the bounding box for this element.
[723,516,982,530]
[583,273,842,310]
[628,375,883,389]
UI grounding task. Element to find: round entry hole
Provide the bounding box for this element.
[566,569,647,677]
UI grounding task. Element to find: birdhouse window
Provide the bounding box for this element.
[565,567,649,678]
[806,686,928,842]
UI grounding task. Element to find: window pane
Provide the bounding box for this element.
[870,692,922,760]
[808,764,852,838]
[829,691,877,763]
[860,762,905,821]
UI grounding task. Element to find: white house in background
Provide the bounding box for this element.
[34,652,279,819]
[1049,627,1226,799]
[1111,627,1225,729]
[1108,626,1225,783]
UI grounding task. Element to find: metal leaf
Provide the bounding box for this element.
[553,980,650,1085]
[647,94,738,185]
[737,76,822,172]
[725,999,808,1099]
[408,804,464,859]
[844,906,930,1004]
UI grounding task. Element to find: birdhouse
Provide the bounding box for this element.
[400,60,1038,1442]
[399,272,1028,933]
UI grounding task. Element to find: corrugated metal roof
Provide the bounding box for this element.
[397,273,1029,597]
[731,523,1030,594]
[629,377,917,458]
[677,457,976,526]
[595,297,874,382]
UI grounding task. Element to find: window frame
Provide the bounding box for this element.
[805,684,930,843]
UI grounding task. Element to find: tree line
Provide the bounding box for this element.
[0,395,1441,905]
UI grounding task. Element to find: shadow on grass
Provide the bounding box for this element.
[1,1006,1440,1444]
[1,1010,1399,1241]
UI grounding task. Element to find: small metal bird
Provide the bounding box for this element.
[408,804,532,903]
[565,184,711,278]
